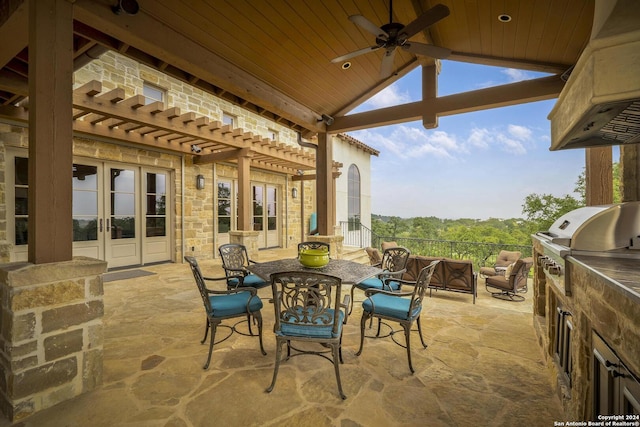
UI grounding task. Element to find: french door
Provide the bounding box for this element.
[252,183,279,248]
[216,180,279,250]
[71,161,171,268]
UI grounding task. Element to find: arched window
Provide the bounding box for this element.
[348,164,361,231]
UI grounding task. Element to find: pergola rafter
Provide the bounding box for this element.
[1,79,344,176]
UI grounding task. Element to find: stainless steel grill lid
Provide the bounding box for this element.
[544,202,640,251]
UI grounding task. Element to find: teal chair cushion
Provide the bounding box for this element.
[357,277,400,291]
[362,294,421,320]
[209,291,263,317]
[228,273,267,288]
[278,308,344,338]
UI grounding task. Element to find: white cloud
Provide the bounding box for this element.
[463,125,533,154]
[363,84,412,109]
[508,124,533,140]
[351,125,463,160]
[496,134,527,154]
[467,128,491,149]
[502,68,531,82]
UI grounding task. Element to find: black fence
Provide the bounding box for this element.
[339,222,532,269]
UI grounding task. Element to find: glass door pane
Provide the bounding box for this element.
[73,164,99,241]
[110,168,136,239]
[145,172,166,237]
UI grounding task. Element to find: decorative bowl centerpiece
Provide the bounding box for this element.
[298,248,330,268]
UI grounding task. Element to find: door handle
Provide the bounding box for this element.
[99,218,103,232]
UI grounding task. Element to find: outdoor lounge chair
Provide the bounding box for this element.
[479,250,521,278]
[184,256,266,369]
[356,260,440,373]
[266,271,350,399]
[485,257,533,301]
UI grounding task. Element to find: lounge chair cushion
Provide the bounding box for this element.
[381,241,398,252]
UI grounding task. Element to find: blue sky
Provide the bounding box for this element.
[348,61,589,220]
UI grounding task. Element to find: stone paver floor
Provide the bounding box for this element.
[3,249,563,426]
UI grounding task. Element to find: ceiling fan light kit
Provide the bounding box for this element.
[332,1,452,79]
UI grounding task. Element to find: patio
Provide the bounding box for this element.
[2,248,563,426]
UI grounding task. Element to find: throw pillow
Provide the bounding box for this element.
[504,262,515,278]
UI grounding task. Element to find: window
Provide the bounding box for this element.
[347,164,361,232]
[252,185,263,231]
[266,186,277,231]
[268,129,278,141]
[14,157,28,245]
[217,181,232,233]
[110,168,136,239]
[145,173,166,237]
[143,82,165,105]
[73,164,99,241]
[222,113,236,127]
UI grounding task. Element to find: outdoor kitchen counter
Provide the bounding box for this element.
[568,255,640,303]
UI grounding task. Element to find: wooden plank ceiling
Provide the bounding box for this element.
[0,0,595,139]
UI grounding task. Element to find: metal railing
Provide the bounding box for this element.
[339,221,374,248]
[339,221,532,269]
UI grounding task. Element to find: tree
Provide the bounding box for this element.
[521,193,583,232]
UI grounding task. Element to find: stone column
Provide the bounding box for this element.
[0,257,107,421]
[229,231,260,260]
[304,234,344,259]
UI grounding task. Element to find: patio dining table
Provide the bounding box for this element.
[247,258,382,285]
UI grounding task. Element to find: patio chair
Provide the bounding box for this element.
[349,246,410,314]
[485,257,533,301]
[356,260,440,373]
[218,243,269,290]
[185,256,266,369]
[479,250,521,278]
[266,271,350,399]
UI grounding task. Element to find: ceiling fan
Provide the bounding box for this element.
[331,1,452,79]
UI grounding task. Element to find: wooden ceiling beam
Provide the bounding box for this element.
[448,52,570,74]
[0,69,28,95]
[330,75,566,133]
[0,1,28,70]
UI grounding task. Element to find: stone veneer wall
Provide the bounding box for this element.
[74,52,301,149]
[75,51,310,259]
[0,257,107,421]
[532,245,640,420]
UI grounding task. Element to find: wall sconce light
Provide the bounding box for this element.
[196,174,205,190]
[291,187,298,199]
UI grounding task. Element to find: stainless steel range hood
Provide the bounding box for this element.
[549,0,640,151]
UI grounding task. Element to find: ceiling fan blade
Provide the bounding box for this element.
[379,48,397,79]
[402,42,452,59]
[331,45,381,63]
[400,4,450,41]
[349,14,388,39]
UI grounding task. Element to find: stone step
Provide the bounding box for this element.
[342,245,369,264]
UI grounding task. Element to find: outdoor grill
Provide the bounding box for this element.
[532,202,640,294]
